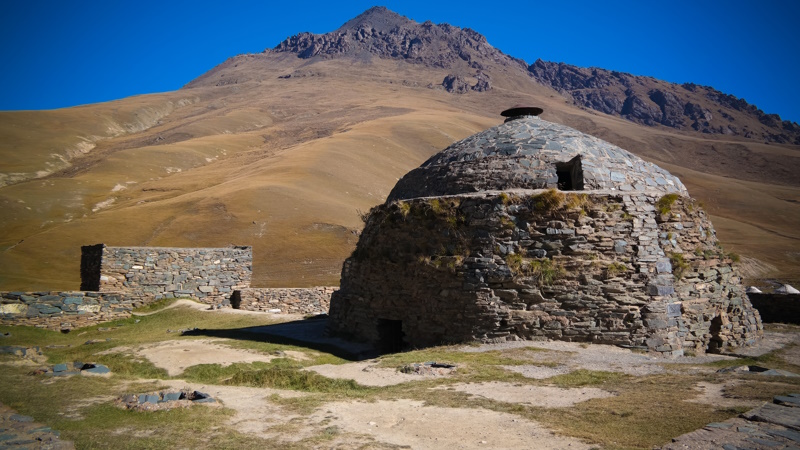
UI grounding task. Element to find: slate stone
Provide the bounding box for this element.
[9,414,34,423]
[775,395,800,407]
[647,284,675,296]
[82,364,111,375]
[667,303,682,317]
[760,369,800,377]
[52,363,68,373]
[145,395,159,404]
[656,260,672,273]
[742,402,800,429]
[767,428,800,443]
[163,392,182,402]
[746,437,782,447]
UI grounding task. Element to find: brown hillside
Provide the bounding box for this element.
[0,7,797,290]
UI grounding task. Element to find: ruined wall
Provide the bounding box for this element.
[0,291,149,331]
[88,245,252,305]
[232,287,335,315]
[747,294,800,324]
[328,191,762,355]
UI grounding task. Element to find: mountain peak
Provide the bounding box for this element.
[273,6,521,73]
[336,6,413,33]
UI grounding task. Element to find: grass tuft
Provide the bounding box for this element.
[532,189,565,212]
[657,193,681,215]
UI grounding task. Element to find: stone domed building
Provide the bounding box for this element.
[328,107,762,355]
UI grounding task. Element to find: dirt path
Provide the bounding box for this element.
[310,399,592,449]
[306,361,450,386]
[104,339,308,376]
[163,380,310,440]
[435,381,614,408]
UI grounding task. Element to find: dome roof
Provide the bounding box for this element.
[388,115,687,201]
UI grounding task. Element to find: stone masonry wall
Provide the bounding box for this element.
[91,245,252,305]
[232,287,335,315]
[747,294,800,324]
[328,190,762,355]
[0,291,149,331]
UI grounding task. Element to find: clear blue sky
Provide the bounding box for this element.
[1,0,798,123]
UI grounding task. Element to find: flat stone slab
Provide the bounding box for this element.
[662,394,800,449]
[743,402,800,430]
[0,402,73,449]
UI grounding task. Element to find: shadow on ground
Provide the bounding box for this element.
[182,315,378,361]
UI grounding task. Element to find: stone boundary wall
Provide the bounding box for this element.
[86,245,252,305]
[232,287,335,315]
[0,291,149,331]
[748,294,800,324]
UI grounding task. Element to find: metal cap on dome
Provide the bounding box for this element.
[501,105,544,119]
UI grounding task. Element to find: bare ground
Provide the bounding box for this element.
[108,330,794,448]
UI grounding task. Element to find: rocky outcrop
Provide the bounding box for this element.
[272,6,526,72]
[441,72,491,94]
[529,59,800,144]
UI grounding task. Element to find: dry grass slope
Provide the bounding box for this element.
[0,53,798,290]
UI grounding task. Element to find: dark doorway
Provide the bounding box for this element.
[555,156,584,191]
[376,319,406,353]
[706,315,723,353]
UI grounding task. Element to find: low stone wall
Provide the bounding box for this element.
[748,294,800,324]
[0,291,149,331]
[83,245,252,305]
[232,287,335,315]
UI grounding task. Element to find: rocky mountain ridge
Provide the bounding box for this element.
[529,60,800,144]
[273,7,523,71]
[270,7,799,145]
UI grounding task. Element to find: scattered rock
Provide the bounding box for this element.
[0,403,73,449]
[664,394,800,449]
[117,390,216,411]
[399,361,456,376]
[36,362,112,377]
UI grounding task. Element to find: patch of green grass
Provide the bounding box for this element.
[723,380,800,402]
[182,359,370,394]
[505,255,565,285]
[657,193,681,215]
[669,252,690,279]
[530,259,566,285]
[132,297,181,313]
[605,262,627,278]
[546,369,627,388]
[534,374,740,449]
[531,189,565,212]
[564,193,591,212]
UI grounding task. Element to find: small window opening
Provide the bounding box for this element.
[376,319,406,353]
[555,155,584,191]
